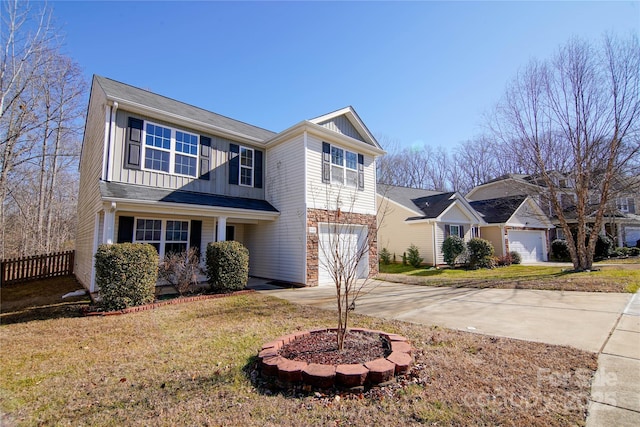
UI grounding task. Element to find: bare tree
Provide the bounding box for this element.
[1,0,86,257]
[491,34,639,270]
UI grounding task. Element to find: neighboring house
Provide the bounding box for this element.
[467,173,640,248]
[76,76,384,292]
[377,185,484,265]
[469,195,554,262]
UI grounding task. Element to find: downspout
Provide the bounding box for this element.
[303,130,308,284]
[432,221,438,267]
[106,102,118,182]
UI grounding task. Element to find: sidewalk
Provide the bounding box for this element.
[587,291,640,426]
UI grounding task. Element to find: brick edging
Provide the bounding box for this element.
[259,328,413,390]
[83,289,255,316]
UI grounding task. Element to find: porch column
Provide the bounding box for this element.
[217,216,227,241]
[102,202,116,245]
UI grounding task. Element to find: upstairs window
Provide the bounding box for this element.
[330,146,358,187]
[240,147,254,186]
[143,122,198,177]
[617,198,629,212]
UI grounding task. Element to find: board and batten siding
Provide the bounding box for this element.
[75,85,109,290]
[305,135,376,216]
[110,110,265,199]
[377,195,433,265]
[244,134,307,284]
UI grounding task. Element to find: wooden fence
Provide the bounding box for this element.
[1,250,75,285]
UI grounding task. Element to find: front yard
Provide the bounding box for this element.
[378,261,640,293]
[1,277,598,426]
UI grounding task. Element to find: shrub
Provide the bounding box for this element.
[379,247,391,265]
[158,247,201,295]
[630,247,640,257]
[594,234,615,259]
[509,251,522,265]
[466,238,495,269]
[495,254,512,267]
[551,239,571,262]
[402,252,407,266]
[95,243,158,310]
[442,235,465,267]
[406,244,423,268]
[206,241,249,292]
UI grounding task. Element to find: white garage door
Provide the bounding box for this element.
[625,227,640,247]
[318,224,369,286]
[508,230,547,262]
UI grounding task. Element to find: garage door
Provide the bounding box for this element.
[507,230,546,262]
[318,224,369,286]
[625,227,640,247]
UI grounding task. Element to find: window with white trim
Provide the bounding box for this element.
[240,146,253,186]
[143,122,199,177]
[449,225,462,238]
[330,146,358,187]
[616,197,629,212]
[134,218,189,257]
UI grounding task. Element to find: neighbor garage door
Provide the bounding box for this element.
[318,224,369,286]
[507,230,547,262]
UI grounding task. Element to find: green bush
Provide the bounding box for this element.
[95,243,158,310]
[551,239,571,262]
[509,251,522,265]
[442,235,465,267]
[206,241,249,292]
[406,244,423,268]
[595,234,615,259]
[379,247,391,265]
[466,238,495,269]
[630,247,640,256]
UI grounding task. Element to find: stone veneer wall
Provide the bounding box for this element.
[306,208,378,287]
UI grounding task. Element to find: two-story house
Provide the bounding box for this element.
[466,173,640,248]
[75,76,384,293]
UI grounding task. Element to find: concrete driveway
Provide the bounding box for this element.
[256,280,632,353]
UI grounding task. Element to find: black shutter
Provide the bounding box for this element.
[229,143,239,185]
[322,142,330,183]
[445,224,450,238]
[628,198,635,214]
[459,225,465,238]
[199,136,211,180]
[189,220,202,258]
[254,149,263,189]
[125,118,143,169]
[117,216,135,243]
[357,153,365,190]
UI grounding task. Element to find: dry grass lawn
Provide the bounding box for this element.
[1,277,598,426]
[378,261,640,293]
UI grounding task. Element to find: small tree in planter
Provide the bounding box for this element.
[206,241,249,293]
[95,243,158,310]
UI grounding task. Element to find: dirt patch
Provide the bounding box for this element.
[279,330,390,365]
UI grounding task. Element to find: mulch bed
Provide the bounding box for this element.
[279,330,390,365]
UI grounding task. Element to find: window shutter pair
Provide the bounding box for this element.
[228,143,263,188]
[444,224,464,238]
[124,118,143,169]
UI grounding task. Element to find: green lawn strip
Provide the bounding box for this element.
[378,263,638,292]
[1,290,596,426]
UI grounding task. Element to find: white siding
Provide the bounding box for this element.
[306,135,376,215]
[75,83,109,290]
[244,134,307,284]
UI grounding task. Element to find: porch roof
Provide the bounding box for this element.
[100,181,279,214]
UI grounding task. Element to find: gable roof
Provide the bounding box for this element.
[309,106,382,150]
[94,75,277,142]
[378,184,442,214]
[469,195,528,223]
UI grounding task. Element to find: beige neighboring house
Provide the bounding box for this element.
[377,185,484,266]
[467,173,640,248]
[75,76,385,293]
[469,195,554,262]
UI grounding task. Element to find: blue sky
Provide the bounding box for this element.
[51,1,639,151]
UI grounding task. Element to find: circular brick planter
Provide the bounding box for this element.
[258,328,413,390]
